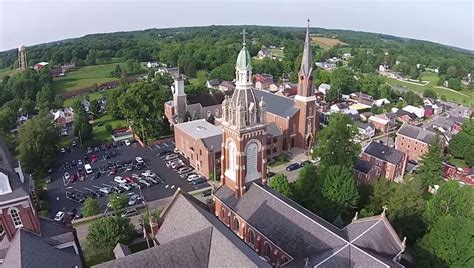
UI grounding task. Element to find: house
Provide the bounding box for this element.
[423,115,465,140]
[218,81,235,93]
[378,64,389,73]
[254,73,273,83]
[33,62,48,70]
[257,47,273,59]
[342,52,352,59]
[330,102,350,113]
[318,83,330,94]
[255,80,273,90]
[353,159,378,184]
[424,105,434,117]
[61,62,76,72]
[146,61,160,68]
[368,115,391,133]
[173,119,222,178]
[206,79,221,90]
[395,109,417,123]
[395,123,438,162]
[49,67,63,78]
[51,107,74,128]
[442,162,474,187]
[81,98,91,112]
[355,121,375,139]
[374,98,390,107]
[402,105,424,118]
[315,61,336,70]
[362,141,407,182]
[350,92,374,106]
[112,127,133,142]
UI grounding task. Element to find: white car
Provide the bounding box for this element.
[114,176,127,184]
[124,140,131,146]
[144,176,158,184]
[187,174,200,182]
[119,183,132,191]
[64,172,70,181]
[178,167,192,174]
[170,161,184,169]
[128,194,141,206]
[54,211,65,222]
[135,156,144,163]
[138,179,151,187]
[141,170,156,177]
[78,159,83,165]
[99,187,111,195]
[165,154,178,161]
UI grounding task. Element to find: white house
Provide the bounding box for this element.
[147,62,160,68]
[355,121,375,139]
[402,105,424,118]
[318,83,331,94]
[373,98,391,107]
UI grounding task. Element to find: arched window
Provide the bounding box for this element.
[246,142,258,177]
[10,208,22,228]
[264,242,272,258]
[248,229,256,246]
[221,208,225,220]
[233,218,240,232]
[228,141,236,174]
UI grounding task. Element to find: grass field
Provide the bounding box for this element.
[384,72,473,106]
[311,36,348,49]
[52,62,126,94]
[91,114,127,144]
[269,48,284,58]
[0,68,20,81]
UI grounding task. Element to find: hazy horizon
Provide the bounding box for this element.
[1,0,473,52]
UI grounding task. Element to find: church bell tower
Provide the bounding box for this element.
[221,30,268,198]
[295,19,318,151]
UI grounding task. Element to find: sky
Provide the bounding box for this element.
[0,0,473,52]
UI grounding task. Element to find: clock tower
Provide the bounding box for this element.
[221,31,268,198]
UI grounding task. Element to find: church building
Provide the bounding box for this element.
[213,20,407,267]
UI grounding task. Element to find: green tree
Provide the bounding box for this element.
[17,116,58,173]
[321,165,359,220]
[73,104,93,143]
[415,215,474,267]
[314,113,360,170]
[424,180,474,226]
[388,179,426,244]
[89,99,100,116]
[87,216,135,253]
[108,193,128,211]
[195,70,208,85]
[447,78,461,90]
[35,85,55,114]
[147,69,155,82]
[293,165,321,208]
[330,67,357,94]
[464,144,474,166]
[82,197,101,217]
[423,89,437,100]
[361,178,396,217]
[268,173,293,197]
[449,132,471,158]
[417,134,443,187]
[112,64,122,78]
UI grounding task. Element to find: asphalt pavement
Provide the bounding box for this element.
[46,140,209,218]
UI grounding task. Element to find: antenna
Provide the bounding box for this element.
[241,29,246,46]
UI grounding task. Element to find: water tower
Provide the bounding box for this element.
[18,45,27,70]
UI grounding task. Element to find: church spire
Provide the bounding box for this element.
[300,18,313,76]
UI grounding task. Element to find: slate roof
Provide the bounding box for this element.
[354,159,374,174]
[355,121,373,130]
[395,109,417,120]
[187,91,226,107]
[397,123,436,144]
[253,89,299,118]
[207,79,221,87]
[201,135,222,152]
[364,141,405,165]
[215,183,405,267]
[0,138,29,203]
[266,122,282,137]
[113,243,132,259]
[96,190,270,268]
[2,229,82,268]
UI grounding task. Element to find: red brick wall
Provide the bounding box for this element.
[0,200,40,241]
[395,134,428,162]
[361,152,406,181]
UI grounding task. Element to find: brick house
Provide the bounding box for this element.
[353,159,378,184]
[362,141,407,182]
[395,123,438,162]
[51,107,74,128]
[368,115,392,133]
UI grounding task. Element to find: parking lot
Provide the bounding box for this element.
[46,140,210,218]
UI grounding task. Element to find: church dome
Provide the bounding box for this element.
[236,45,251,70]
[231,87,257,113]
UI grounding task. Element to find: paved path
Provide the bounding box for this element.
[268,148,311,182]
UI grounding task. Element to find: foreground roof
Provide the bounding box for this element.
[364,141,405,165]
[187,91,226,107]
[397,123,436,143]
[215,183,405,267]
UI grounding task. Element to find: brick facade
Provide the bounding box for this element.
[361,152,406,181]
[395,134,429,162]
[0,197,40,241]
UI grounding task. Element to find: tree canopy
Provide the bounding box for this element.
[417,134,444,187]
[268,173,293,198]
[87,216,135,253]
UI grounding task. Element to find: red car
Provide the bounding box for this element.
[124,176,135,183]
[91,154,97,162]
[69,174,78,183]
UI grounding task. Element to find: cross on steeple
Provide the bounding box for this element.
[241,29,246,46]
[307,18,310,27]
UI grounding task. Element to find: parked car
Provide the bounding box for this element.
[91,154,97,162]
[141,170,156,177]
[69,174,78,183]
[135,156,144,164]
[144,176,158,184]
[111,186,124,194]
[286,163,301,171]
[71,160,77,167]
[165,154,178,161]
[128,194,141,206]
[99,187,111,195]
[94,147,100,152]
[71,140,77,147]
[187,174,200,182]
[124,140,131,146]
[78,159,83,165]
[119,183,132,191]
[87,147,92,154]
[65,161,71,169]
[180,171,195,179]
[54,211,65,222]
[64,172,70,181]
[60,147,66,153]
[192,177,205,186]
[114,176,127,184]
[201,189,212,197]
[101,144,106,151]
[178,167,192,174]
[122,208,138,217]
[174,164,186,170]
[138,178,151,187]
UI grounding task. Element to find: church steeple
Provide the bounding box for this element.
[296,19,315,99]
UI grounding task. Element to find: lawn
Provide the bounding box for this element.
[269,48,284,58]
[51,62,144,94]
[63,91,104,107]
[384,72,473,106]
[91,114,127,144]
[311,36,348,49]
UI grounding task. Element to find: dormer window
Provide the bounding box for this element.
[9,208,22,228]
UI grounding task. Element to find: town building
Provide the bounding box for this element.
[353,159,379,184]
[218,81,235,93]
[395,123,437,162]
[318,83,331,95]
[0,138,83,266]
[50,107,74,128]
[257,47,273,59]
[368,115,393,133]
[355,121,375,139]
[33,62,48,70]
[361,141,407,182]
[173,119,222,178]
[350,92,374,106]
[206,79,221,90]
[402,105,424,119]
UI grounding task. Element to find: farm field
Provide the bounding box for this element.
[311,36,348,49]
[384,72,473,106]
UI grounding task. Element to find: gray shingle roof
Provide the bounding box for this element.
[201,135,222,152]
[266,122,282,137]
[187,92,226,107]
[364,141,405,165]
[0,137,29,203]
[253,89,299,118]
[2,229,82,268]
[215,183,405,267]
[397,123,436,143]
[354,159,374,174]
[113,243,132,259]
